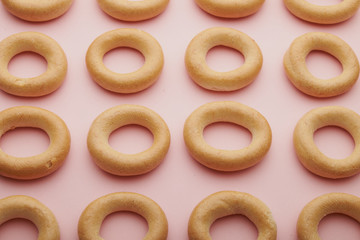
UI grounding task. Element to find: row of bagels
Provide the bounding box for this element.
[0,28,358,97]
[1,191,359,240]
[1,0,360,24]
[0,101,359,180]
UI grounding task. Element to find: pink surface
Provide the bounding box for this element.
[1,0,360,239]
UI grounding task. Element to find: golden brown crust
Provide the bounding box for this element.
[97,0,169,21]
[188,191,277,240]
[284,32,359,98]
[284,0,360,24]
[1,0,73,22]
[183,101,272,171]
[195,0,265,18]
[293,106,360,179]
[0,106,71,180]
[0,32,68,97]
[87,105,170,176]
[185,27,263,91]
[86,28,164,94]
[0,195,60,240]
[78,192,168,240]
[297,193,360,240]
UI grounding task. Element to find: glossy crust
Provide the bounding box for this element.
[284,0,360,24]
[284,32,359,98]
[183,101,272,171]
[293,106,360,179]
[78,192,168,240]
[188,191,277,240]
[1,0,73,22]
[97,0,169,21]
[297,193,360,240]
[0,195,60,240]
[0,32,68,97]
[86,28,164,93]
[0,106,71,180]
[87,105,170,176]
[185,27,262,91]
[195,0,265,18]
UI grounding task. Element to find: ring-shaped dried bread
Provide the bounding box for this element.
[297,193,360,240]
[284,0,360,24]
[284,32,359,98]
[78,192,168,240]
[86,28,164,94]
[87,105,170,176]
[188,191,277,240]
[97,0,169,21]
[0,32,68,97]
[195,0,265,18]
[185,27,263,91]
[293,106,360,179]
[1,0,73,22]
[0,195,60,240]
[183,101,272,171]
[0,106,71,180]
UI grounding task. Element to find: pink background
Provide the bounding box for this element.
[1,0,360,239]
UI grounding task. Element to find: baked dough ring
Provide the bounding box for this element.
[188,191,277,240]
[284,32,359,98]
[78,192,168,240]
[0,195,60,240]
[185,27,263,91]
[0,32,68,97]
[297,193,360,240]
[0,106,71,180]
[294,106,360,179]
[86,28,164,93]
[1,0,73,22]
[195,0,265,18]
[183,101,272,171]
[284,0,360,24]
[97,0,169,21]
[87,105,170,176]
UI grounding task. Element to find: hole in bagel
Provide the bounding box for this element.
[100,211,148,239]
[306,0,342,6]
[103,47,145,74]
[109,125,154,154]
[0,127,50,157]
[0,218,38,240]
[8,52,47,78]
[306,50,343,79]
[203,122,252,150]
[318,213,360,239]
[206,46,245,72]
[210,214,258,240]
[314,126,354,159]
